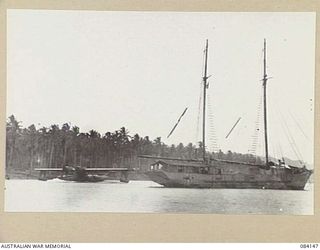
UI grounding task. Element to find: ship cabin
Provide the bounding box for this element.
[148,158,269,177]
[150,160,213,174]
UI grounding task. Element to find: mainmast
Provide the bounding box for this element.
[263,39,269,166]
[202,39,209,162]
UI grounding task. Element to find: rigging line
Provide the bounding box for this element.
[282,116,304,162]
[278,142,284,161]
[271,142,277,160]
[280,116,303,163]
[270,98,298,160]
[276,107,304,163]
[201,49,206,81]
[207,91,219,152]
[269,77,307,165]
[268,95,281,160]
[260,48,264,76]
[207,94,214,150]
[250,85,263,155]
[194,48,207,143]
[288,110,310,141]
[272,96,305,163]
[270,108,284,162]
[195,81,203,142]
[271,100,293,164]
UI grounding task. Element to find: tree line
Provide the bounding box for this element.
[6,115,263,177]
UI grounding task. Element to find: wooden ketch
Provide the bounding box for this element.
[140,39,313,190]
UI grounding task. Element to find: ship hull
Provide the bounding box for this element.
[145,163,312,190]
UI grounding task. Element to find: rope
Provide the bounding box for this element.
[274,104,304,164]
[278,143,284,161]
[249,85,263,156]
[281,113,304,163]
[207,91,219,153]
[201,49,206,80]
[289,110,310,141]
[195,81,202,142]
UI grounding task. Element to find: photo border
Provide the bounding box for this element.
[0,0,319,242]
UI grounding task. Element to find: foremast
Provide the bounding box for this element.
[202,39,209,162]
[263,39,269,167]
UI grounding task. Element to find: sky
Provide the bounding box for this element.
[7,10,315,163]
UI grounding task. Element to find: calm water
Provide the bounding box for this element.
[4,180,314,214]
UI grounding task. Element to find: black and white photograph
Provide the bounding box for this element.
[5,10,315,214]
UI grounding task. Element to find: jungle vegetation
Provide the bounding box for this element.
[6,115,264,176]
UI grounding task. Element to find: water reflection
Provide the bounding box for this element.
[5,180,313,214]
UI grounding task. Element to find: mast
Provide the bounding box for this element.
[202,39,209,161]
[263,39,269,166]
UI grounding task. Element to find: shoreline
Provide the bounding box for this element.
[5,171,150,181]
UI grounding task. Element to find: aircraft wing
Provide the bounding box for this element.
[34,167,132,171]
[34,168,63,171]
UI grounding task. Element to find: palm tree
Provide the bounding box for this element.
[186,143,195,159]
[71,126,80,165]
[26,124,37,176]
[88,129,101,168]
[153,137,162,156]
[48,124,60,168]
[6,115,21,173]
